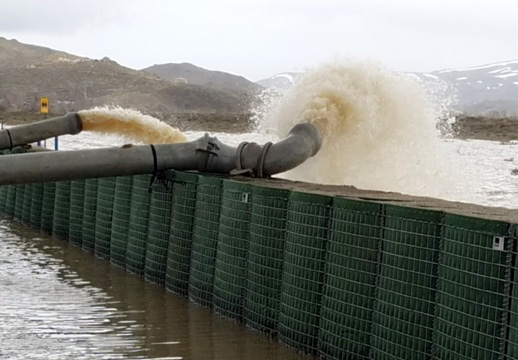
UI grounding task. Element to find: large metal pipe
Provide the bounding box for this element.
[0,113,82,150]
[0,123,322,185]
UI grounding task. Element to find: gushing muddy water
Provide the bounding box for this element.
[79,107,187,144]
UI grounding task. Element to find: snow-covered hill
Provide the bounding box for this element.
[258,60,518,116]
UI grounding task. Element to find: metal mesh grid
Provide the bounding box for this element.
[509,225,518,359]
[279,191,331,355]
[41,182,57,234]
[21,183,33,225]
[126,174,152,276]
[213,180,252,320]
[244,184,289,335]
[13,184,25,221]
[53,181,71,239]
[94,177,117,259]
[0,185,7,213]
[4,185,16,217]
[318,198,382,360]
[69,180,86,247]
[188,175,222,307]
[82,179,99,252]
[145,173,174,285]
[30,183,44,229]
[110,176,134,269]
[434,214,510,360]
[166,171,199,295]
[370,205,442,360]
[2,173,517,360]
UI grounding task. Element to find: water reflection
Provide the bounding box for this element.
[0,217,309,359]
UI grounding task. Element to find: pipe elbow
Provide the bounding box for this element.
[234,122,322,177]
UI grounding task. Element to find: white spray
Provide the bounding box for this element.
[259,60,464,198]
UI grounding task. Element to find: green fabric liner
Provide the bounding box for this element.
[279,190,332,355]
[110,176,134,268]
[82,179,98,252]
[434,213,510,360]
[145,174,174,285]
[69,180,86,246]
[94,177,117,259]
[244,184,290,335]
[126,174,152,276]
[213,180,252,320]
[188,175,222,307]
[319,197,382,359]
[53,181,71,239]
[371,205,442,360]
[166,171,199,295]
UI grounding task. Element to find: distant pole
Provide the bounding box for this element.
[40,97,49,148]
[54,136,59,151]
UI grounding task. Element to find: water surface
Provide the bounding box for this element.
[0,217,308,359]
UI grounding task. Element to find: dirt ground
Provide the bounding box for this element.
[451,116,518,142]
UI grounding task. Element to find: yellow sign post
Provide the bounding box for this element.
[40,97,49,114]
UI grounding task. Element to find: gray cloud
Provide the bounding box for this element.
[0,0,126,34]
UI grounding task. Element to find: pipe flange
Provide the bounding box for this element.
[234,141,249,171]
[255,142,272,178]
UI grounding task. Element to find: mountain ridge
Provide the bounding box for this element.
[0,37,252,116]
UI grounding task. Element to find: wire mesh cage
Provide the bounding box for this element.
[278,191,331,355]
[244,184,290,335]
[166,171,199,295]
[188,175,222,307]
[213,180,252,321]
[110,176,134,268]
[145,172,175,285]
[95,177,117,259]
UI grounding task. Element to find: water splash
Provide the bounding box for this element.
[259,59,465,198]
[79,107,187,144]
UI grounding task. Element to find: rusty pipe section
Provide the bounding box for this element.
[0,113,82,150]
[0,122,322,185]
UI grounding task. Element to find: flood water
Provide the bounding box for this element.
[2,119,517,359]
[0,217,307,360]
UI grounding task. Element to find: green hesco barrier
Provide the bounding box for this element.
[21,183,33,225]
[370,205,442,360]
[41,182,56,234]
[145,173,174,285]
[110,176,134,268]
[213,180,252,320]
[53,181,71,239]
[166,171,198,295]
[244,185,290,335]
[434,214,510,360]
[13,184,25,221]
[82,179,98,252]
[509,225,518,358]
[188,175,222,307]
[95,177,116,259]
[30,183,44,228]
[126,174,152,276]
[69,180,86,246]
[279,191,331,355]
[319,198,382,359]
[0,185,8,213]
[4,185,16,217]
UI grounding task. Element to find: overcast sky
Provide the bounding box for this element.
[1,0,517,81]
